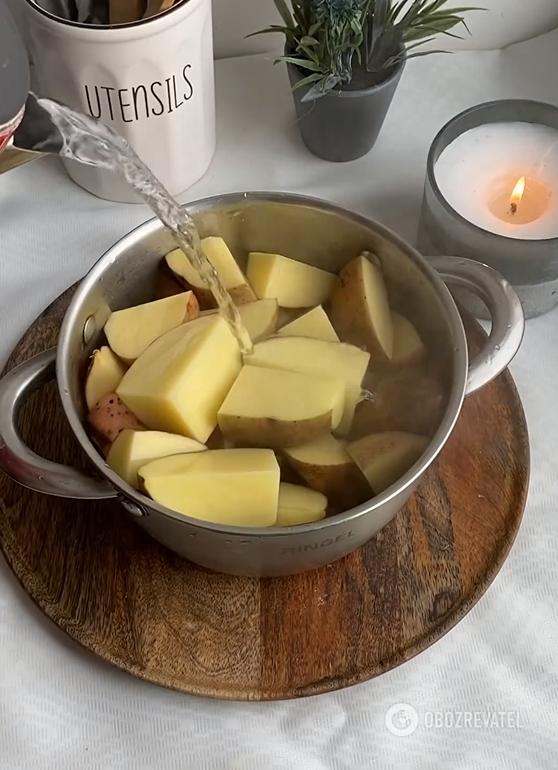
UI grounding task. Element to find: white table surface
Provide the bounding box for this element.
[2,29,558,770]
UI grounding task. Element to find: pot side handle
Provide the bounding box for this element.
[428,256,525,396]
[0,348,117,499]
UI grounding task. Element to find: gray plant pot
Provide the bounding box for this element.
[287,54,405,163]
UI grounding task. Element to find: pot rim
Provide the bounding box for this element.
[285,45,407,99]
[57,191,467,537]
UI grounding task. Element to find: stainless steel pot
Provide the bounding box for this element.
[0,192,525,577]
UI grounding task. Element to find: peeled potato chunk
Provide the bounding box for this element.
[238,299,279,342]
[351,367,446,439]
[106,429,206,488]
[139,448,280,527]
[347,432,429,494]
[276,482,327,526]
[166,237,257,309]
[218,365,344,448]
[85,346,127,410]
[87,393,145,443]
[330,254,394,361]
[247,336,370,435]
[104,291,199,364]
[117,315,241,443]
[201,299,280,343]
[283,434,371,512]
[392,312,426,366]
[278,305,339,342]
[246,252,336,308]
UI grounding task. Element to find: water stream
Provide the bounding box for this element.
[29,94,253,354]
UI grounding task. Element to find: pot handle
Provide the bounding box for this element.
[428,256,525,396]
[0,347,117,499]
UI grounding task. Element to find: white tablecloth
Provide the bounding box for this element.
[2,29,558,770]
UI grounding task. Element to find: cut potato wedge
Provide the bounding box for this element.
[238,299,279,342]
[247,336,370,435]
[166,237,257,309]
[330,254,393,361]
[246,252,336,308]
[347,432,429,494]
[392,312,426,366]
[276,482,327,526]
[104,291,199,364]
[87,393,145,443]
[218,365,344,448]
[201,299,279,343]
[351,368,446,439]
[106,429,206,488]
[85,346,127,410]
[278,305,339,342]
[139,448,280,526]
[117,315,242,443]
[124,315,212,376]
[283,434,371,511]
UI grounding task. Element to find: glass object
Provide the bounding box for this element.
[418,100,558,319]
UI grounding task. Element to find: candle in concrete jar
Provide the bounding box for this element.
[434,122,558,240]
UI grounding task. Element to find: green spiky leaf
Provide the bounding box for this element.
[250,0,482,99]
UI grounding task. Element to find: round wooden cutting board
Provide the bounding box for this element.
[0,286,529,701]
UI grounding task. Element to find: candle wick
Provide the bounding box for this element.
[510,202,518,216]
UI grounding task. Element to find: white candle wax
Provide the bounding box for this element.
[434,122,558,240]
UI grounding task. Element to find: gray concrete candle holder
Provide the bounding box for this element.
[417,100,558,320]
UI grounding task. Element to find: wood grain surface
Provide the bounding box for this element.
[0,286,530,700]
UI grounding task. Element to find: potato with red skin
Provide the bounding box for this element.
[88,392,145,443]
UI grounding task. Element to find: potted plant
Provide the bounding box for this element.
[252,0,480,162]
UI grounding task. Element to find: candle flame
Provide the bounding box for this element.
[510,176,526,207]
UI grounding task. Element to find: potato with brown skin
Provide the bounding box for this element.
[278,305,339,342]
[104,291,200,364]
[391,312,426,366]
[138,448,280,526]
[166,237,257,310]
[199,299,279,343]
[247,252,336,308]
[275,482,327,526]
[85,346,127,410]
[348,432,429,494]
[88,392,145,443]
[283,434,372,513]
[351,367,447,440]
[247,335,370,436]
[329,254,394,362]
[217,365,345,449]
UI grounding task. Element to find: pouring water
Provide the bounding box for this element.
[12,93,253,355]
